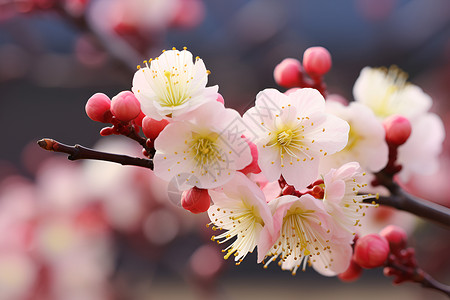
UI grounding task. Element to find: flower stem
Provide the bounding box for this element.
[37,138,153,169]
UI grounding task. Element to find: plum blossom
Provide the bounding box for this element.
[353,66,432,120]
[153,101,252,190]
[353,66,445,182]
[243,88,349,190]
[208,172,274,263]
[321,101,388,174]
[397,113,445,182]
[261,195,352,276]
[132,48,218,120]
[322,162,375,242]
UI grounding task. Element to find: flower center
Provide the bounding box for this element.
[192,137,219,167]
[160,70,189,107]
[372,66,408,118]
[345,124,362,151]
[277,129,294,147]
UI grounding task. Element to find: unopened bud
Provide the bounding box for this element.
[142,116,170,140]
[274,58,303,88]
[379,225,407,254]
[100,127,114,136]
[133,111,146,127]
[216,93,225,105]
[383,115,412,145]
[110,91,141,122]
[181,187,211,214]
[302,47,332,77]
[354,234,390,269]
[85,93,112,123]
[338,259,363,282]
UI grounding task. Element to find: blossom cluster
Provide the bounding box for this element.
[85,47,445,277]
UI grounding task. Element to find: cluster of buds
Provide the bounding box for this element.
[338,224,420,285]
[274,46,332,96]
[85,92,169,157]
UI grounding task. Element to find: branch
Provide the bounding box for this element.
[385,260,450,297]
[367,171,450,228]
[374,191,450,228]
[37,138,153,169]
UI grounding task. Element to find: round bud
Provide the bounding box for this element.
[354,234,390,269]
[302,47,332,77]
[181,187,211,214]
[133,111,146,127]
[274,58,303,88]
[383,115,412,146]
[85,93,112,123]
[142,116,170,140]
[379,225,407,254]
[110,91,141,122]
[338,259,363,282]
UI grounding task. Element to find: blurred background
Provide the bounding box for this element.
[0,0,449,299]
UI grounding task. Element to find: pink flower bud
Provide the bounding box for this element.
[338,259,363,282]
[142,116,170,140]
[379,225,407,254]
[133,111,146,127]
[354,234,390,269]
[216,93,225,104]
[110,91,141,122]
[383,115,412,145]
[274,58,303,88]
[302,47,332,77]
[85,93,112,123]
[181,187,211,214]
[238,139,261,175]
[100,127,114,136]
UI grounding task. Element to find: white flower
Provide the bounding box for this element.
[153,101,252,189]
[397,113,445,182]
[322,162,375,242]
[243,88,349,190]
[132,48,218,120]
[261,195,352,276]
[321,101,388,174]
[208,172,274,264]
[353,66,445,182]
[353,66,432,120]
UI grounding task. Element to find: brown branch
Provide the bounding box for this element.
[37,138,153,169]
[367,171,450,228]
[386,261,450,297]
[373,191,450,228]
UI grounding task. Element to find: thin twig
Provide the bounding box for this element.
[37,138,153,169]
[386,261,450,297]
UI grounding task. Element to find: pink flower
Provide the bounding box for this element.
[322,162,375,243]
[261,195,352,276]
[243,88,349,190]
[153,101,251,189]
[397,113,445,182]
[208,172,274,263]
[322,101,388,174]
[132,48,218,120]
